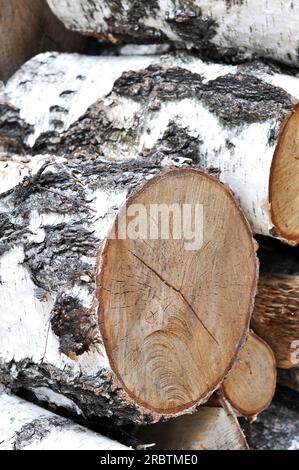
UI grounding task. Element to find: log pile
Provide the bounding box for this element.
[0,0,298,451]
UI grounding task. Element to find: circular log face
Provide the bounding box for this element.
[270,105,299,244]
[222,332,276,417]
[98,169,257,414]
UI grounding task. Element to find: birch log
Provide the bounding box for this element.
[134,402,249,450]
[46,0,299,68]
[0,0,87,83]
[0,154,257,423]
[1,53,299,243]
[221,332,276,419]
[0,392,129,450]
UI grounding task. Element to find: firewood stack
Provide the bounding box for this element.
[0,0,298,451]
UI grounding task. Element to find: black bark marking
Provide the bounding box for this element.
[51,295,98,358]
[0,102,33,153]
[148,120,202,163]
[202,73,292,124]
[165,2,217,46]
[14,416,67,450]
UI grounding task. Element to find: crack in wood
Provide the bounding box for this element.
[127,248,219,345]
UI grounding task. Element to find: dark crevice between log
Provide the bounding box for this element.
[241,386,299,450]
[256,235,299,275]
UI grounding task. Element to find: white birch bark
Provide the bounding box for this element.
[46,0,299,68]
[0,391,129,450]
[1,52,298,243]
[0,154,257,423]
[0,154,164,424]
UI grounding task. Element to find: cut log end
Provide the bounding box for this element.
[270,105,299,245]
[222,332,276,418]
[97,169,258,415]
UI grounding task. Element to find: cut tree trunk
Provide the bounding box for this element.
[0,391,129,450]
[0,154,257,423]
[221,332,276,419]
[46,0,299,68]
[252,238,299,369]
[1,53,299,243]
[133,400,249,450]
[0,0,87,83]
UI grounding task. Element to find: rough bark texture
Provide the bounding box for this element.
[0,154,167,424]
[0,153,257,423]
[252,274,299,369]
[0,391,129,450]
[1,53,299,242]
[0,0,88,83]
[47,0,299,68]
[252,238,299,369]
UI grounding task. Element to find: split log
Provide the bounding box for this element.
[0,392,129,450]
[221,332,276,419]
[46,0,299,68]
[133,401,249,450]
[0,154,257,423]
[0,0,87,83]
[251,238,299,369]
[1,53,299,244]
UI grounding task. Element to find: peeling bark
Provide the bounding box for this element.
[47,0,299,67]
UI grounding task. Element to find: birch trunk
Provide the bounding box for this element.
[1,52,299,243]
[0,154,257,423]
[46,0,299,68]
[0,391,129,450]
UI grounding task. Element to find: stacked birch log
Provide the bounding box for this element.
[0,0,298,450]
